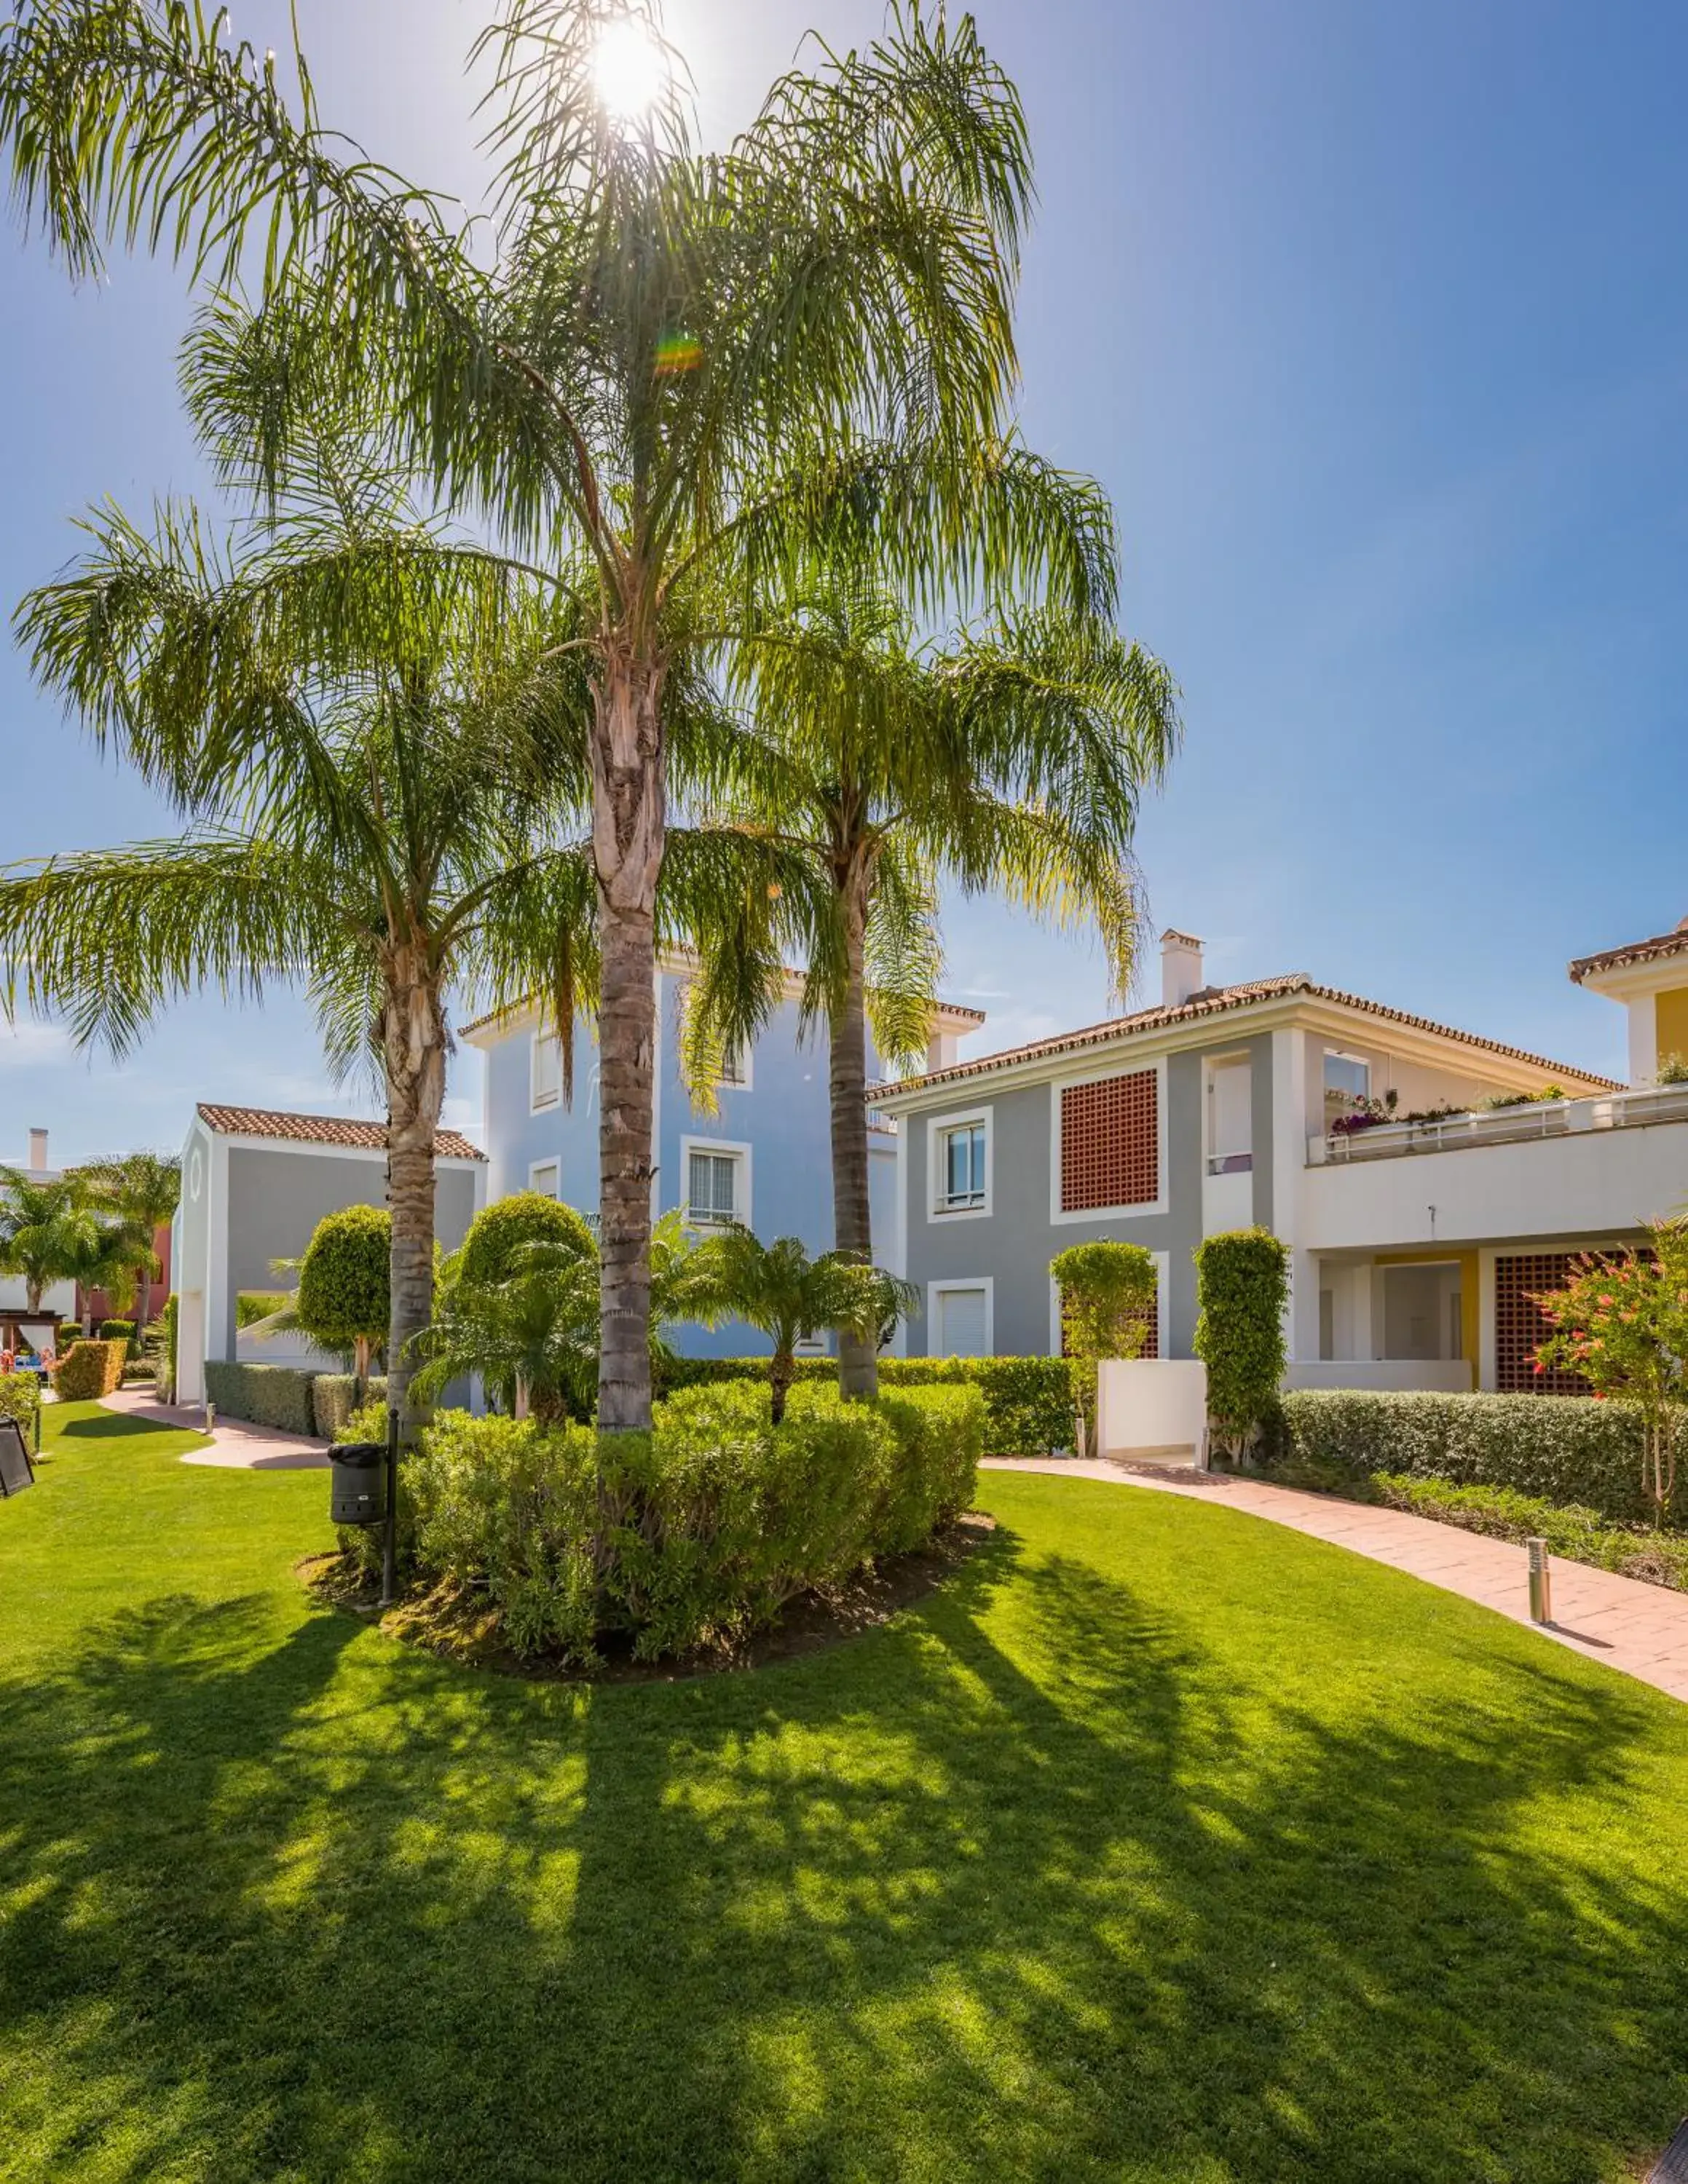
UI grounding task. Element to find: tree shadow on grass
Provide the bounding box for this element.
[2,1527,1687,2181]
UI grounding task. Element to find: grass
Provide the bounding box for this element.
[2,1406,1687,2183]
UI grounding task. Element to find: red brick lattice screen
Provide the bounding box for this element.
[1060,1071,1159,1213]
[1495,1252,1587,1395]
[1057,1278,1159,1359]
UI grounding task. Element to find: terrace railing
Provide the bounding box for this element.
[1308,1082,1688,1165]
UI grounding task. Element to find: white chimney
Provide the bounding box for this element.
[1160,930,1205,1009]
[27,1128,47,1174]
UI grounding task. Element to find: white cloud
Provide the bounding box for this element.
[0,1022,74,1069]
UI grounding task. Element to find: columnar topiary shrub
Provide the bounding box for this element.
[296,1205,390,1394]
[1194,1227,1290,1458]
[1050,1241,1157,1455]
[156,1293,178,1404]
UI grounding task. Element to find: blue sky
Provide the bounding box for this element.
[2,0,1684,1163]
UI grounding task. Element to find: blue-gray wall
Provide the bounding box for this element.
[899,1034,1275,1358]
[480,977,897,1357]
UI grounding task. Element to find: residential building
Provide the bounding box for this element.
[462,966,984,1358]
[872,924,1688,1393]
[171,1105,487,1402]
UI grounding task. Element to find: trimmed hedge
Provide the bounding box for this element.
[1370,1472,1688,1592]
[203,1361,316,1437]
[312,1373,389,1441]
[1268,1389,1665,1528]
[98,1318,136,1363]
[56,1322,80,1354]
[351,1378,984,1663]
[51,1340,127,1401]
[655,1353,1070,1457]
[0,1373,42,1452]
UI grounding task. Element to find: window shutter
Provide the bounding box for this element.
[937,1286,988,1358]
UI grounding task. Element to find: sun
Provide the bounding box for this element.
[591,17,669,121]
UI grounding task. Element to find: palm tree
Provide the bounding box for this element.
[1,327,598,1430]
[0,0,1116,1433]
[0,1169,86,1315]
[413,1211,718,1425]
[71,1151,180,1330]
[706,582,1180,1395]
[688,1224,916,1423]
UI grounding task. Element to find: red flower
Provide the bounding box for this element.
[1532,1360,1545,1374]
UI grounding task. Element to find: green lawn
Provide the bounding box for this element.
[3,1404,1687,2183]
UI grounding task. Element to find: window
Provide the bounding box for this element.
[718,1041,752,1090]
[529,1160,560,1199]
[926,1109,992,1219]
[939,1123,986,1210]
[1324,1051,1370,1110]
[531,1029,562,1112]
[1206,1056,1253,1175]
[681,1136,752,1227]
[931,1281,991,1358]
[1059,1069,1159,1213]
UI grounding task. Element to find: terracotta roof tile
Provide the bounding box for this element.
[1569,924,1688,982]
[867,975,1619,1101]
[196,1104,485,1160]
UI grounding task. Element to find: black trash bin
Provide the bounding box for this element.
[328,1440,387,1526]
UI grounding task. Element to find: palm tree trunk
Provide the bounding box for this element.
[384,960,447,1441]
[770,1347,794,1426]
[138,1264,153,1334]
[592,641,666,1436]
[830,872,877,1401]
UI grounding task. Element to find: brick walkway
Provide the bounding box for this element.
[982,1456,1688,1706]
[100,1386,331,1471]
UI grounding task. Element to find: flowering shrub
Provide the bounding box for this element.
[1533,1220,1688,1520]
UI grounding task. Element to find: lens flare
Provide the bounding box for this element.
[591,17,668,120]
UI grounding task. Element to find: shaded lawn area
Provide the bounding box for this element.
[2,1406,1687,2183]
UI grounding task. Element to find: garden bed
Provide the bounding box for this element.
[303,1511,996,1682]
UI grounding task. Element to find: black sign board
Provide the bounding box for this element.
[1652,2121,1688,2183]
[0,1418,34,1498]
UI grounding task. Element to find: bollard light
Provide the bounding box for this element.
[1527,1536,1553,1626]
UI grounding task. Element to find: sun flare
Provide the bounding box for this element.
[591,17,669,120]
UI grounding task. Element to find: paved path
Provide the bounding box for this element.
[101,1385,331,1471]
[983,1455,1688,1706]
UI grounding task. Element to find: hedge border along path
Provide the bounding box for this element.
[8,1401,1688,2181]
[984,1454,1688,1705]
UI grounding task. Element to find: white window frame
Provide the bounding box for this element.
[928,1276,994,1358]
[1204,1051,1255,1177]
[926,1105,993,1222]
[717,1038,753,1092]
[1323,1049,1371,1109]
[530,1027,563,1113]
[679,1134,752,1229]
[1048,1056,1170,1224]
[529,1158,561,1199]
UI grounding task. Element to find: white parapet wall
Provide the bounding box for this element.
[1097,1358,1210,1468]
[1283,1359,1474,1394]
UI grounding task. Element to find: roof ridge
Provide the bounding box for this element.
[867,974,1618,1101]
[195,1102,486,1161]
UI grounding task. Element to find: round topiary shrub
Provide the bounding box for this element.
[453,1191,596,1290]
[296,1204,390,1379]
